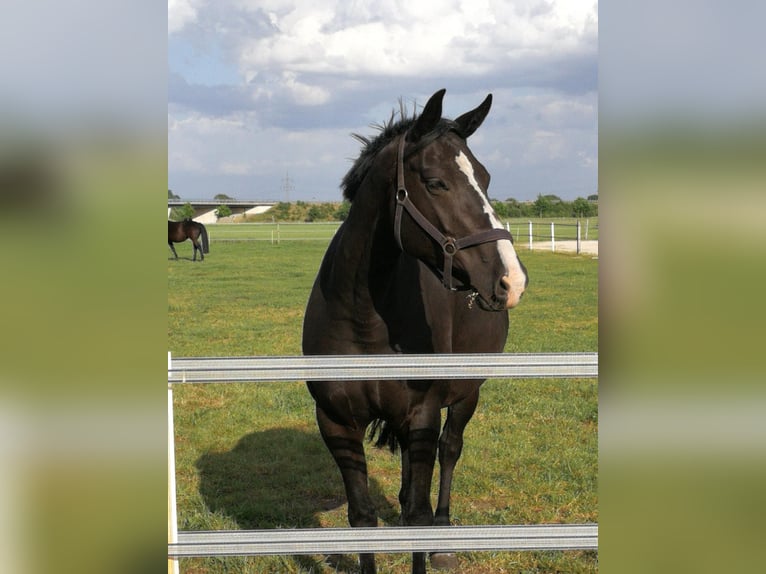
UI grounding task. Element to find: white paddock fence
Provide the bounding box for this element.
[515,220,596,254]
[167,352,598,568]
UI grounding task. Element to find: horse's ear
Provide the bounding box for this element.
[454,93,493,139]
[408,88,446,143]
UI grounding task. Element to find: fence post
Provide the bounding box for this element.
[585,218,589,240]
[550,222,555,252]
[528,221,533,251]
[577,219,581,255]
[168,352,179,574]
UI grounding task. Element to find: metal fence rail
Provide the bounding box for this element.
[170,524,598,557]
[168,352,598,384]
[168,352,599,562]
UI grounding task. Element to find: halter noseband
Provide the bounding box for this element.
[393,132,514,291]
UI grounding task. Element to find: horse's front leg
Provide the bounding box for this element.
[435,391,479,525]
[397,445,428,574]
[400,415,440,574]
[168,242,178,259]
[429,390,480,570]
[315,406,378,574]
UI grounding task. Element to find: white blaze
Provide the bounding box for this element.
[455,151,527,302]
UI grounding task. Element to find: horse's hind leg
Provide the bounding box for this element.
[192,239,203,261]
[168,241,178,260]
[315,406,377,574]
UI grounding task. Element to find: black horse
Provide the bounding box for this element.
[168,218,209,261]
[302,89,528,574]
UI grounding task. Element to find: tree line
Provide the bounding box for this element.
[492,194,598,218]
[168,191,235,220]
[169,190,597,222]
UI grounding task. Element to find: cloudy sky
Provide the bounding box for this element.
[168,0,598,202]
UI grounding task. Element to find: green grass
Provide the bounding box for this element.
[169,232,598,573]
[206,222,342,243]
[202,217,598,246]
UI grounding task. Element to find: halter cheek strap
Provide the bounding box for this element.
[394,133,513,291]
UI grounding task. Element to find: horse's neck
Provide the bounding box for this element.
[331,193,397,303]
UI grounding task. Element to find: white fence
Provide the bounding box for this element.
[513,220,596,254]
[200,220,598,253]
[167,352,598,567]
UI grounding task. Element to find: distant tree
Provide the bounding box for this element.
[587,194,598,202]
[306,205,323,222]
[532,194,552,217]
[265,201,351,222]
[168,189,180,199]
[502,198,524,218]
[272,202,291,220]
[170,202,195,220]
[491,200,509,218]
[180,202,195,219]
[571,197,594,218]
[214,193,234,201]
[215,204,232,219]
[334,200,351,221]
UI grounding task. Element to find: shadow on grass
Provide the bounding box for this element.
[196,427,398,573]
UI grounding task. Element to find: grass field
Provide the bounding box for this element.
[168,230,598,573]
[206,222,343,243]
[201,217,598,245]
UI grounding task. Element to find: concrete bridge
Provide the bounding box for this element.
[168,199,278,224]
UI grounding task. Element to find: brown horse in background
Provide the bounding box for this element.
[168,219,209,261]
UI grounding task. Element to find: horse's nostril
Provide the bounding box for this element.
[501,275,523,309]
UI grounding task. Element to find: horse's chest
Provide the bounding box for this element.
[350,315,393,353]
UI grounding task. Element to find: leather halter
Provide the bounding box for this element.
[393,132,514,291]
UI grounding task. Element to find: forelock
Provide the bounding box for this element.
[341,111,459,202]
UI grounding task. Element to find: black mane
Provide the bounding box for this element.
[341,113,414,203]
[341,108,458,202]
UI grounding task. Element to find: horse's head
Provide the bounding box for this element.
[392,89,528,311]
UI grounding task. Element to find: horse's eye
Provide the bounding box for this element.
[425,179,448,193]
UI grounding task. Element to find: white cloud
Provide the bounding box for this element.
[538,98,597,129]
[168,1,598,201]
[281,71,330,105]
[522,129,568,164]
[236,0,596,83]
[169,112,253,174]
[168,0,201,34]
[220,161,252,175]
[578,150,595,168]
[169,112,246,135]
[169,109,358,178]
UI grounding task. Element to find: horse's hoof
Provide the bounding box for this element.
[430,552,458,570]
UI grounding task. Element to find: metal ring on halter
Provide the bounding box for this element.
[443,239,457,255]
[396,188,408,203]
